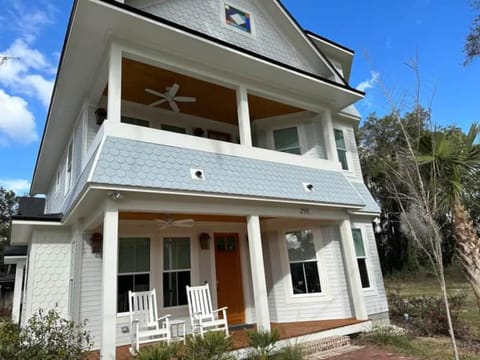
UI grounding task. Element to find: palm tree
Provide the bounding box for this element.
[417,124,480,309]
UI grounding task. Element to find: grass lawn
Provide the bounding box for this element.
[359,266,480,360]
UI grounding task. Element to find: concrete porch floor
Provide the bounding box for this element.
[107,318,367,360]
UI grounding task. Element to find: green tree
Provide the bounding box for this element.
[0,188,17,275]
[464,1,480,65]
[416,124,480,308]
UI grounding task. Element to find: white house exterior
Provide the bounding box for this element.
[9,0,389,358]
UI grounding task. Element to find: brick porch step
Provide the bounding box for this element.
[301,335,352,357]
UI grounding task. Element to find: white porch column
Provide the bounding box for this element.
[236,86,252,146]
[322,110,337,162]
[107,43,122,124]
[11,260,26,324]
[339,219,368,320]
[101,202,119,359]
[246,215,270,331]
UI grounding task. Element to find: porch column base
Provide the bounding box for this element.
[247,215,271,332]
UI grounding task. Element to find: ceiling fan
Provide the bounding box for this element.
[155,217,195,230]
[145,83,196,113]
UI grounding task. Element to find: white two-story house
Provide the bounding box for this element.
[9,0,389,358]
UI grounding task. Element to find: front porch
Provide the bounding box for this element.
[73,191,371,358]
[111,318,371,360]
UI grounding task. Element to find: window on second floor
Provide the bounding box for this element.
[64,141,73,195]
[273,127,301,155]
[334,129,348,170]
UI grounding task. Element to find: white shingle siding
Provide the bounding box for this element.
[141,0,322,76]
[23,230,72,322]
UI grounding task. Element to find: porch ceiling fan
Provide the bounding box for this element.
[155,217,195,230]
[144,83,196,113]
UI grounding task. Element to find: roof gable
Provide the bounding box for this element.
[127,0,342,83]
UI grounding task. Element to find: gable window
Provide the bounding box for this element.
[334,129,348,170]
[273,127,301,154]
[65,141,73,195]
[224,3,252,34]
[117,238,150,313]
[352,229,370,288]
[163,238,191,307]
[286,230,321,294]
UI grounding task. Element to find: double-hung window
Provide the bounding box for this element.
[163,238,191,307]
[286,230,321,294]
[117,238,150,313]
[64,141,73,194]
[352,229,370,288]
[334,129,348,170]
[273,127,301,154]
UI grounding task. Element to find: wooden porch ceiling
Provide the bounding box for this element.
[119,212,248,223]
[118,58,303,124]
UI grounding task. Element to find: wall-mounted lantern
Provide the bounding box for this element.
[95,108,107,126]
[90,232,103,255]
[199,232,210,250]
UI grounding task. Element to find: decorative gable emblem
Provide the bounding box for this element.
[224,3,252,34]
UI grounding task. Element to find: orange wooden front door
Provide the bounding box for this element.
[214,233,245,325]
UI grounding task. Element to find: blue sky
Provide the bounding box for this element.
[0,0,478,195]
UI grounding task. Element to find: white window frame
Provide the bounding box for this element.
[117,237,152,315]
[64,140,73,196]
[351,226,375,293]
[334,128,349,171]
[162,236,192,309]
[278,227,330,303]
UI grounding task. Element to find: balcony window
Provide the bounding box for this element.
[273,127,301,155]
[161,124,186,134]
[122,116,150,128]
[334,129,348,170]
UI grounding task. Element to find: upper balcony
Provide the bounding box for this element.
[84,56,347,179]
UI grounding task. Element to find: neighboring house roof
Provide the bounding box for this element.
[4,246,27,257]
[91,137,366,208]
[11,197,62,222]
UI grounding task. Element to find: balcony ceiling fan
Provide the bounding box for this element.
[144,83,196,113]
[155,217,195,230]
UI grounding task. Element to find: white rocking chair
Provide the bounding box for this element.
[128,289,171,355]
[186,284,229,337]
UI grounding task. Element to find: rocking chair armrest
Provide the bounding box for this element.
[212,307,228,313]
[157,314,171,321]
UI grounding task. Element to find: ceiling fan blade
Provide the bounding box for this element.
[149,99,167,107]
[155,219,169,225]
[167,83,180,97]
[169,99,180,113]
[174,219,195,225]
[174,96,196,103]
[145,88,166,98]
[174,223,194,228]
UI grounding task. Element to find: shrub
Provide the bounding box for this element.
[359,325,414,351]
[137,342,182,360]
[247,329,280,360]
[271,344,303,360]
[387,292,466,336]
[183,332,234,360]
[0,308,92,360]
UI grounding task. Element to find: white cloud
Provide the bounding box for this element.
[0,178,30,194]
[0,88,38,145]
[357,71,380,92]
[7,1,56,43]
[0,39,55,108]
